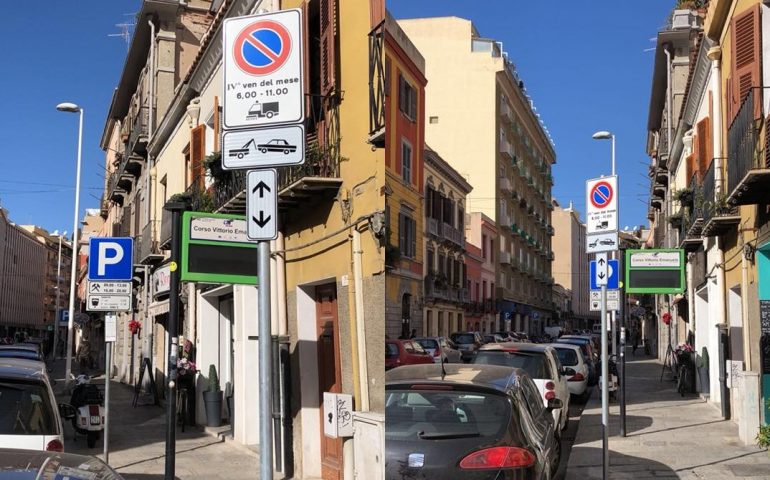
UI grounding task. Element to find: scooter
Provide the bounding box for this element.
[69,374,105,448]
[598,354,619,400]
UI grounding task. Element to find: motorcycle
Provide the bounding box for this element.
[598,354,619,400]
[69,374,105,448]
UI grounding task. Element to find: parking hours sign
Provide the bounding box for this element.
[223,10,304,129]
[585,176,618,234]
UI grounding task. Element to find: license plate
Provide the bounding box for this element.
[90,416,100,424]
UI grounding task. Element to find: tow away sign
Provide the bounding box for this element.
[586,176,618,235]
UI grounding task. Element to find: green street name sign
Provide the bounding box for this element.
[181,212,258,285]
[624,249,685,294]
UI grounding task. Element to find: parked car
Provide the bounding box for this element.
[385,339,434,370]
[0,448,124,479]
[0,358,68,452]
[492,331,518,342]
[449,332,484,362]
[482,333,505,344]
[472,343,571,431]
[555,337,599,386]
[514,332,531,343]
[0,345,43,362]
[385,364,562,479]
[413,337,462,364]
[548,343,589,400]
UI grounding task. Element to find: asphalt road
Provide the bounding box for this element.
[554,389,591,480]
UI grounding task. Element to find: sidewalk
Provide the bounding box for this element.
[566,351,770,479]
[50,358,260,480]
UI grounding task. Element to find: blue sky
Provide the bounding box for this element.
[0,1,140,233]
[389,1,674,230]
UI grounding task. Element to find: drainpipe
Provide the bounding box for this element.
[353,228,369,412]
[741,248,751,371]
[347,230,362,410]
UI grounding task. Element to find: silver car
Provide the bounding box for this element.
[413,337,462,363]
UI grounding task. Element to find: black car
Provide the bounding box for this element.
[450,332,484,362]
[386,364,562,479]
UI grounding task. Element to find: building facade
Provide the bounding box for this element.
[398,17,556,336]
[384,11,426,340]
[551,202,597,330]
[422,146,472,337]
[464,212,498,333]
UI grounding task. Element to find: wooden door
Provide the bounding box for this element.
[316,284,342,480]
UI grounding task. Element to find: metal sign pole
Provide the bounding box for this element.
[104,338,111,464]
[601,285,609,479]
[619,254,627,437]
[259,241,273,479]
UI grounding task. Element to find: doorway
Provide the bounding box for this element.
[316,284,342,480]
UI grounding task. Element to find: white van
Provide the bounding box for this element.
[0,358,65,452]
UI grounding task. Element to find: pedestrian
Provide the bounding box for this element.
[632,329,640,355]
[76,338,91,374]
[409,328,417,339]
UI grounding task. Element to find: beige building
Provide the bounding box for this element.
[551,201,596,329]
[400,17,556,334]
[422,146,472,336]
[0,211,46,333]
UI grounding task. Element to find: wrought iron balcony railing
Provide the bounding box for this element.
[726,88,770,206]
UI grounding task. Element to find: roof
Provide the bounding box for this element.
[424,145,473,195]
[0,358,47,381]
[385,363,522,393]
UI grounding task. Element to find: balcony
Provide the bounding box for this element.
[107,172,127,205]
[278,138,343,209]
[443,223,465,248]
[499,211,511,228]
[213,170,248,214]
[368,20,385,147]
[427,217,440,237]
[500,100,514,125]
[499,250,511,265]
[726,89,770,206]
[701,160,740,237]
[499,137,514,159]
[136,220,163,264]
[499,176,512,193]
[424,274,465,304]
[546,225,554,236]
[128,105,149,155]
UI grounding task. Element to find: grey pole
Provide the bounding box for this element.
[65,108,84,389]
[619,256,627,436]
[104,339,111,464]
[601,285,609,479]
[259,241,273,479]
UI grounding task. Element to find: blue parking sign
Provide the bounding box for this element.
[590,259,619,290]
[88,237,134,281]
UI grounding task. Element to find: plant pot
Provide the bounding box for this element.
[203,390,222,427]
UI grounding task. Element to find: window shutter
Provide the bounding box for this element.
[409,218,416,258]
[731,5,762,121]
[409,84,417,120]
[190,125,206,188]
[696,118,710,180]
[685,154,695,185]
[398,214,405,253]
[319,0,337,94]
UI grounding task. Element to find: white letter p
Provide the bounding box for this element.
[98,242,124,276]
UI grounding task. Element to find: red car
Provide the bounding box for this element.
[385,339,434,370]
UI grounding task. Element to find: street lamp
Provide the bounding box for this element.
[57,102,83,388]
[592,130,616,176]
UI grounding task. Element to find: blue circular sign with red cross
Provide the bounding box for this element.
[233,20,292,76]
[590,181,614,209]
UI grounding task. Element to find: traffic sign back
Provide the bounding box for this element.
[88,238,134,281]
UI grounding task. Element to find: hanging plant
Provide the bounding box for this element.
[673,188,694,204]
[203,151,229,185]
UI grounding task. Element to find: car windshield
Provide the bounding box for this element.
[385,389,511,440]
[451,334,475,344]
[553,348,578,366]
[557,340,590,357]
[473,351,549,379]
[0,351,41,360]
[0,449,122,479]
[415,339,438,350]
[0,379,57,435]
[385,343,400,358]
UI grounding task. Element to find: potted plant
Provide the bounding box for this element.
[203,364,222,427]
[674,188,694,205]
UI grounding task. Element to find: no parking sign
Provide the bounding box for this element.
[223,10,304,129]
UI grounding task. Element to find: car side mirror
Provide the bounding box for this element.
[546,398,563,411]
[562,367,576,376]
[58,403,76,420]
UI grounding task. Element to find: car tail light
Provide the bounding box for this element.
[460,446,536,469]
[544,390,556,401]
[45,439,64,452]
[89,405,100,416]
[545,381,555,390]
[433,349,441,357]
[569,373,585,382]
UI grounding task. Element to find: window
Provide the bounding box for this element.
[384,56,391,96]
[429,116,438,124]
[398,74,417,121]
[425,188,433,218]
[398,213,417,258]
[401,140,412,184]
[426,249,434,271]
[482,234,487,259]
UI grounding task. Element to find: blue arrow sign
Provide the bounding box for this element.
[590,259,619,290]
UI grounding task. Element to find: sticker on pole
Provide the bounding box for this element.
[585,176,618,234]
[223,10,304,130]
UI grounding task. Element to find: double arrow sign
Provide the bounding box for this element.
[595,253,609,286]
[247,169,278,241]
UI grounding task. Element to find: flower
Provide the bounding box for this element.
[177,357,197,376]
[128,320,141,335]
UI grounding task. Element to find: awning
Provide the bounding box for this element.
[148,299,170,317]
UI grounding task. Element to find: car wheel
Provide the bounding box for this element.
[260,148,267,153]
[551,433,562,472]
[266,112,274,118]
[561,410,569,431]
[283,149,290,154]
[238,153,244,159]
